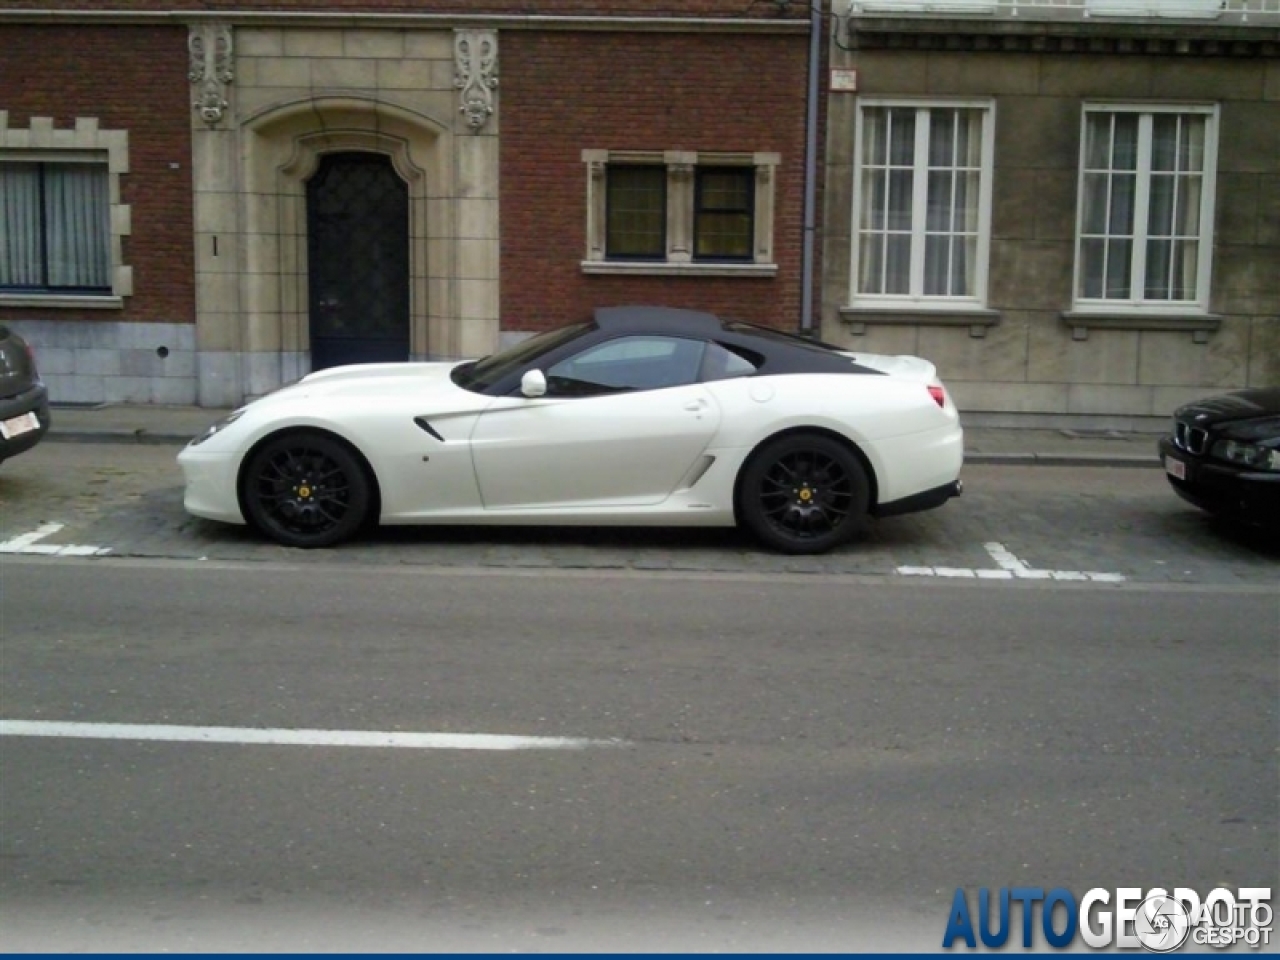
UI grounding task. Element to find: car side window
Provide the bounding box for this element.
[546,336,706,397]
[699,342,760,382]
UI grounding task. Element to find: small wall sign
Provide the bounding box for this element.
[830,69,858,92]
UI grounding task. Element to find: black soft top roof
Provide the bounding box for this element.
[593,306,723,334]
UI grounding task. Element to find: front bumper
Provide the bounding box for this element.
[1158,437,1280,526]
[177,444,247,524]
[0,383,50,461]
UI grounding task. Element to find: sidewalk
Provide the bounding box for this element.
[43,402,1162,468]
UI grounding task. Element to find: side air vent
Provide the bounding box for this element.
[413,417,445,442]
[679,455,716,490]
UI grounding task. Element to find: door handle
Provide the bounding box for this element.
[684,399,707,412]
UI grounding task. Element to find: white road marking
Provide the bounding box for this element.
[896,542,1125,583]
[0,525,1127,584]
[0,719,618,752]
[0,522,110,557]
[985,541,1029,573]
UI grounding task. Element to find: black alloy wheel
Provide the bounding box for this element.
[241,432,371,548]
[739,434,869,554]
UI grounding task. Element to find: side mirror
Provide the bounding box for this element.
[520,369,548,398]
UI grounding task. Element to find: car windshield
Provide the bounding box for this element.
[451,322,594,393]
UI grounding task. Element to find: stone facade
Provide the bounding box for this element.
[822,4,1279,427]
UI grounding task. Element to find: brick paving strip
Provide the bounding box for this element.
[4,408,1273,585]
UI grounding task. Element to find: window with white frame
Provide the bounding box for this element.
[0,116,131,306]
[1074,104,1218,312]
[851,101,995,308]
[0,158,111,293]
[582,150,779,275]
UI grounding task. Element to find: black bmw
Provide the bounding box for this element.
[0,325,50,465]
[1158,388,1280,528]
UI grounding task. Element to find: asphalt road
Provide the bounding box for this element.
[0,558,1275,951]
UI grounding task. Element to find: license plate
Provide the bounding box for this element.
[1164,456,1187,480]
[0,411,39,440]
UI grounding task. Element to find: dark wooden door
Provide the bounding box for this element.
[306,152,409,370]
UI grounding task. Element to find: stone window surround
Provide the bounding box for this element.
[581,149,780,278]
[0,112,132,309]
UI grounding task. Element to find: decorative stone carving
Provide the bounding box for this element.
[454,30,499,131]
[189,23,234,127]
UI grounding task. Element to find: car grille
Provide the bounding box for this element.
[1173,421,1209,455]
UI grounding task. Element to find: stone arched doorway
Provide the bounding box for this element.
[244,98,441,391]
[191,80,500,405]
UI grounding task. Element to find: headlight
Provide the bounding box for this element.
[189,410,245,446]
[1211,438,1280,472]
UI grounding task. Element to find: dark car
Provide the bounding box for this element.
[1158,388,1280,528]
[0,325,50,465]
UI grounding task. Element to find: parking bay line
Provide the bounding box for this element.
[1,524,1125,585]
[0,522,110,557]
[896,541,1125,583]
[0,720,621,752]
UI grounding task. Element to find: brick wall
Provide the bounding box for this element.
[0,8,812,335]
[0,24,194,325]
[500,29,810,332]
[0,1,806,17]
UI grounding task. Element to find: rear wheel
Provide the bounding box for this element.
[241,432,370,548]
[738,434,869,554]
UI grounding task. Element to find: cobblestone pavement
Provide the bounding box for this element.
[1,441,1275,586]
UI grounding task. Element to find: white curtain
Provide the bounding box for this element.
[1080,112,1204,302]
[0,163,42,286]
[859,106,981,298]
[0,162,109,290]
[1144,114,1203,300]
[859,107,915,296]
[45,165,110,288]
[924,108,981,296]
[1079,113,1137,300]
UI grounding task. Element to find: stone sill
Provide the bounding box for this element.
[0,294,123,310]
[1060,311,1221,343]
[839,306,1002,338]
[581,261,778,278]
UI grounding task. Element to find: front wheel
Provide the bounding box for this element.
[738,434,869,554]
[241,431,371,548]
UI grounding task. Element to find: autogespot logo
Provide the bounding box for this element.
[942,886,1273,951]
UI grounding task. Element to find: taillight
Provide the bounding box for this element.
[928,385,946,408]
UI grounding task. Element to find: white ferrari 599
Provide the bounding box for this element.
[179,306,964,554]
